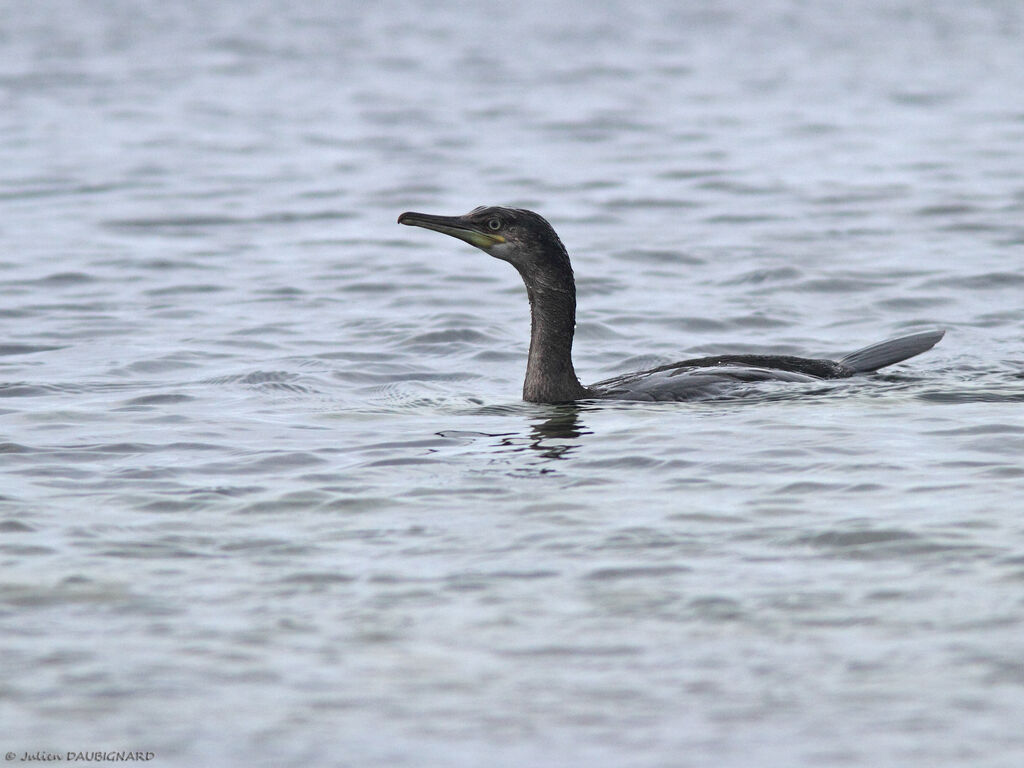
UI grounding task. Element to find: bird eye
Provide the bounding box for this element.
[487,218,502,231]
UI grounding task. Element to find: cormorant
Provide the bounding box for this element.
[397,206,944,403]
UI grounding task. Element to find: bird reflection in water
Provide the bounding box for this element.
[496,406,590,463]
[438,407,590,467]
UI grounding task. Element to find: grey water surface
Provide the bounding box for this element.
[2,1,1024,766]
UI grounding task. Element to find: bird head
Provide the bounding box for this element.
[398,206,571,278]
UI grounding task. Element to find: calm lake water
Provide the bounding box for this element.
[2,1,1024,766]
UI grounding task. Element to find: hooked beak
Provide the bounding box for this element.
[398,211,506,249]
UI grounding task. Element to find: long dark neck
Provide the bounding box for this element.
[519,268,589,403]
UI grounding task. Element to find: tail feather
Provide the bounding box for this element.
[839,330,945,373]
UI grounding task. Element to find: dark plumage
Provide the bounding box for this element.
[397,206,944,403]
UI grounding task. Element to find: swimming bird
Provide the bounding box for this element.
[397,206,944,403]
